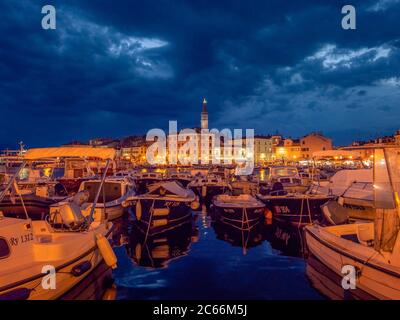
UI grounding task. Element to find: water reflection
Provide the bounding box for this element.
[263,223,308,258]
[126,219,199,269]
[212,221,265,255]
[111,210,323,300]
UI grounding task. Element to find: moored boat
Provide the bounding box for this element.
[133,171,164,194]
[50,177,135,221]
[123,181,198,235]
[267,165,308,193]
[187,174,231,205]
[305,147,400,299]
[165,172,193,187]
[257,193,332,227]
[212,194,265,230]
[0,147,118,300]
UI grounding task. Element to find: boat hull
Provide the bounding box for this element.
[0,243,106,300]
[305,225,400,299]
[213,204,264,230]
[128,198,193,235]
[0,194,57,220]
[260,196,331,226]
[82,203,126,221]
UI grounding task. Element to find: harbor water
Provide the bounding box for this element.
[109,210,324,300]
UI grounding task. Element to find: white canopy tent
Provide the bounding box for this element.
[24,147,116,161]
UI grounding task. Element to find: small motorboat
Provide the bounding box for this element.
[123,181,198,235]
[0,147,118,300]
[267,166,308,193]
[187,174,231,205]
[257,192,332,227]
[309,169,375,223]
[50,177,136,221]
[212,194,265,230]
[0,180,68,220]
[165,172,193,187]
[133,171,164,194]
[305,147,400,299]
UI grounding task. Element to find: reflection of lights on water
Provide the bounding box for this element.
[260,169,265,181]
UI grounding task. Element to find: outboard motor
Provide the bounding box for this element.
[49,202,86,230]
[73,190,90,206]
[49,190,89,230]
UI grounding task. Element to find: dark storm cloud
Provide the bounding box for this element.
[0,0,399,147]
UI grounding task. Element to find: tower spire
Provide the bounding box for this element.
[202,98,207,112]
[201,98,208,130]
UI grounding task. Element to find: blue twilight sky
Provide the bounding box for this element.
[0,0,399,148]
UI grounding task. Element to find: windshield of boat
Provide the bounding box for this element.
[81,181,122,203]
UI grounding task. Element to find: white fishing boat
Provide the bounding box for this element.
[187,174,231,205]
[305,147,400,299]
[0,167,69,220]
[0,147,118,300]
[267,166,308,193]
[133,171,164,194]
[165,171,193,187]
[309,169,374,223]
[50,177,135,221]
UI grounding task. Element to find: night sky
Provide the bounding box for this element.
[1,0,399,148]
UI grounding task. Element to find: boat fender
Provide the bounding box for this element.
[191,200,200,210]
[0,288,31,300]
[264,208,273,220]
[96,233,117,269]
[71,260,92,277]
[136,200,142,221]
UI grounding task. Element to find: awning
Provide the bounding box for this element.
[312,150,359,159]
[24,147,116,160]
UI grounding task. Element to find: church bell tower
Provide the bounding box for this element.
[201,98,208,130]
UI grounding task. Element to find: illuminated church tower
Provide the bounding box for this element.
[201,98,208,130]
